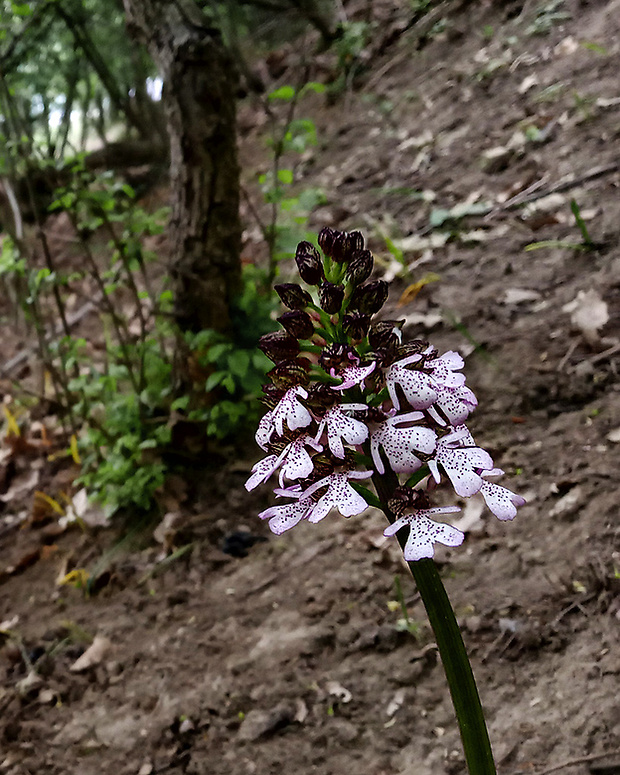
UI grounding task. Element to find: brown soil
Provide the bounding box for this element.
[1,1,620,774]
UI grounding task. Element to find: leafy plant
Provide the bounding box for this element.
[2,168,276,517]
[525,1,571,36]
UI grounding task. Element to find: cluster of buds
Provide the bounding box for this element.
[246,229,524,561]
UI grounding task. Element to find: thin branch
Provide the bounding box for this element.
[506,750,620,775]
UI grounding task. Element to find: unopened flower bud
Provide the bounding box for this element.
[274,283,312,310]
[388,485,429,516]
[319,343,357,372]
[347,231,365,253]
[349,280,389,314]
[318,226,336,256]
[318,281,345,314]
[342,312,371,340]
[304,453,335,481]
[258,331,300,362]
[306,382,337,412]
[368,320,404,349]
[268,359,310,389]
[331,231,349,263]
[295,242,324,285]
[278,310,315,340]
[261,383,284,409]
[346,249,374,285]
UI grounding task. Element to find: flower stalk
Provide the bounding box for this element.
[374,471,497,775]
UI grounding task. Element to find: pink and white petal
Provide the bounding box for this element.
[434,384,477,426]
[245,454,280,491]
[383,514,413,537]
[442,460,484,497]
[278,436,319,485]
[307,495,333,523]
[337,481,369,517]
[386,377,402,411]
[255,411,274,450]
[347,470,374,481]
[429,351,466,388]
[369,434,386,474]
[331,362,376,391]
[480,480,525,521]
[403,515,464,561]
[259,499,311,534]
[400,370,438,410]
[427,458,441,485]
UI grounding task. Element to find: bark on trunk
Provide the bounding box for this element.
[123,0,242,333]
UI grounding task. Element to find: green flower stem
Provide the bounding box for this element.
[373,473,497,775]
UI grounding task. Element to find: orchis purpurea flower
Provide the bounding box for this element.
[245,433,323,491]
[383,506,464,561]
[314,403,369,459]
[246,228,524,561]
[255,385,312,450]
[370,411,437,474]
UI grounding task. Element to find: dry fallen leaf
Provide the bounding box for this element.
[562,289,609,346]
[70,634,112,672]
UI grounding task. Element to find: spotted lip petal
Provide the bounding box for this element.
[314,404,369,459]
[479,477,525,521]
[245,454,280,491]
[384,356,437,411]
[370,411,437,475]
[428,428,494,497]
[271,386,313,437]
[330,361,376,391]
[383,507,463,562]
[259,498,316,535]
[429,383,478,426]
[278,435,323,487]
[303,470,374,521]
[427,350,467,388]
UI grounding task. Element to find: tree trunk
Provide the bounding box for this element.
[123,0,242,333]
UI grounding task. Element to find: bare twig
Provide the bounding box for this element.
[506,749,620,775]
[485,162,620,220]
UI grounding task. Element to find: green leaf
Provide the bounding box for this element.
[221,374,236,394]
[277,169,294,184]
[205,371,225,391]
[268,85,296,101]
[227,350,250,378]
[299,81,326,97]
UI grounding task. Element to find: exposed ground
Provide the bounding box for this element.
[1,1,620,774]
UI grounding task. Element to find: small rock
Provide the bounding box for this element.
[481,146,514,174]
[238,702,294,742]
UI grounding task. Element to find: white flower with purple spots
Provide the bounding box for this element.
[302,469,374,522]
[428,383,478,427]
[384,354,437,411]
[370,411,437,474]
[428,426,494,497]
[245,454,280,491]
[426,350,467,388]
[245,434,323,491]
[383,506,464,561]
[479,470,525,520]
[258,497,316,535]
[314,403,369,458]
[255,386,313,450]
[331,361,376,391]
